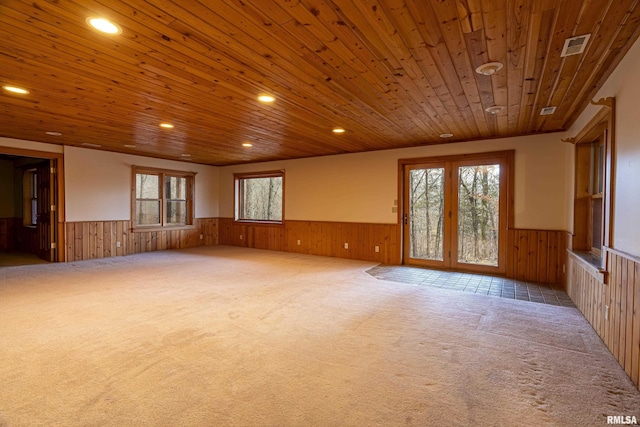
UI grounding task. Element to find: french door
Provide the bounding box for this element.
[402,152,511,275]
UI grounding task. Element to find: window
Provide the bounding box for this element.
[572,100,614,260]
[235,171,284,223]
[132,167,194,229]
[22,168,37,227]
[589,139,605,255]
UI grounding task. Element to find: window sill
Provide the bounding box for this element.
[131,225,196,233]
[568,250,607,283]
[234,219,284,227]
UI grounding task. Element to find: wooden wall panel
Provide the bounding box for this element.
[0,218,19,251]
[217,221,568,280]
[567,250,640,391]
[64,218,567,286]
[0,218,38,254]
[507,229,570,285]
[65,218,218,262]
[217,218,401,265]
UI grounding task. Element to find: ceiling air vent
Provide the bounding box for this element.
[561,34,591,57]
[540,106,557,116]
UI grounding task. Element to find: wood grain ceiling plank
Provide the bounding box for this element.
[179,0,411,147]
[0,39,279,145]
[0,101,327,165]
[239,0,428,143]
[516,1,555,134]
[361,0,467,138]
[295,0,455,144]
[0,3,256,107]
[427,0,491,136]
[205,0,430,148]
[479,0,509,135]
[505,0,530,134]
[459,0,486,32]
[20,0,390,157]
[545,0,614,129]
[557,0,640,129]
[528,0,583,132]
[273,12,416,135]
[405,1,484,138]
[85,3,372,145]
[463,28,497,134]
[291,0,448,139]
[379,0,478,139]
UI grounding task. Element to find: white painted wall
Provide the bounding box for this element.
[64,147,219,222]
[568,36,640,257]
[0,160,15,218]
[0,137,64,154]
[219,133,571,230]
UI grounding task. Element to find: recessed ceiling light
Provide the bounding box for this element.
[332,128,345,134]
[475,62,504,76]
[439,133,454,138]
[242,142,253,147]
[87,17,121,34]
[2,85,29,94]
[180,153,191,157]
[81,142,101,148]
[45,131,62,136]
[484,105,506,114]
[258,94,275,103]
[124,144,136,148]
[160,123,174,129]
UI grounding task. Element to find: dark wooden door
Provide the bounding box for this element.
[36,160,57,261]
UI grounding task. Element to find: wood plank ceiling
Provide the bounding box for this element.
[1,1,639,166]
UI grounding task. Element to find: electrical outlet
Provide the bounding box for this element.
[116,241,121,248]
[297,240,301,245]
[605,305,609,320]
[199,234,204,240]
[375,245,380,253]
[344,243,349,249]
[240,235,243,240]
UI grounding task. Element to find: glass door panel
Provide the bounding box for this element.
[456,164,501,267]
[408,167,445,261]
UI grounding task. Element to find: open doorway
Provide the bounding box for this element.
[0,149,64,266]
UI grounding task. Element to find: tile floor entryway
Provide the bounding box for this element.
[367,265,575,307]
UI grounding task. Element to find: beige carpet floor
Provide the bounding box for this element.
[0,246,638,426]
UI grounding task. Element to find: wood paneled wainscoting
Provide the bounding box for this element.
[567,249,640,390]
[0,218,20,250]
[64,218,218,262]
[218,218,401,265]
[0,218,39,254]
[506,229,571,285]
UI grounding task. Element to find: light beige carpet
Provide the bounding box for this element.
[0,246,638,426]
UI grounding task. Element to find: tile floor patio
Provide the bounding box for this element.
[366,265,574,307]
